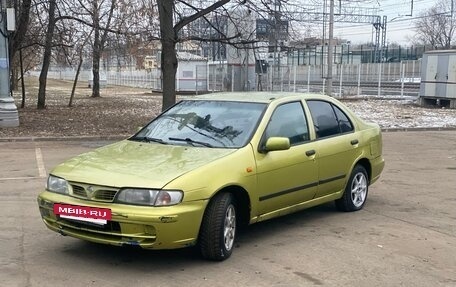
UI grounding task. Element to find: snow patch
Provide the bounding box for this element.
[344,98,456,129]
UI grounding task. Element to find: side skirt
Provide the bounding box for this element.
[251,190,344,224]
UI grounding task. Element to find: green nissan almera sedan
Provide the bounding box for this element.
[37,92,384,261]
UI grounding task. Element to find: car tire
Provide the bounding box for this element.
[336,165,369,212]
[199,192,237,261]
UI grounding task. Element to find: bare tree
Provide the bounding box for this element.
[63,0,154,98]
[157,0,230,110]
[69,30,93,107]
[8,0,32,91]
[35,0,79,109]
[90,0,116,97]
[37,0,57,109]
[414,0,455,49]
[101,0,159,71]
[8,0,33,66]
[30,0,155,109]
[157,0,270,111]
[12,4,44,107]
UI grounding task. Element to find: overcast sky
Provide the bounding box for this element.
[332,0,438,45]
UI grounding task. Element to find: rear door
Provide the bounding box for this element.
[306,100,360,198]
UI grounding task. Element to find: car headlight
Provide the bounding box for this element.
[116,188,183,206]
[46,175,69,195]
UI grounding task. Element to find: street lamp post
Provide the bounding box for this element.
[0,1,19,127]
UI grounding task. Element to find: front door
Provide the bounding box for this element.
[255,101,319,215]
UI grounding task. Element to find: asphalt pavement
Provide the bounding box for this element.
[1,131,456,287]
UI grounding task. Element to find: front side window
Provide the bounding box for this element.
[131,100,266,148]
[263,102,309,145]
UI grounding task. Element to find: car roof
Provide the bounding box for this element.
[190,92,333,104]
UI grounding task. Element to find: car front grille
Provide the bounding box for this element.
[70,183,119,202]
[94,190,117,201]
[72,185,87,197]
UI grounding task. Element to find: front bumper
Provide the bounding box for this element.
[37,191,208,249]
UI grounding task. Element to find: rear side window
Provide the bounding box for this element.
[333,105,354,133]
[307,100,353,138]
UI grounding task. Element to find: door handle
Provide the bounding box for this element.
[350,139,359,145]
[306,150,316,157]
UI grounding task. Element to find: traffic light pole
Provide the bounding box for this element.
[0,5,19,127]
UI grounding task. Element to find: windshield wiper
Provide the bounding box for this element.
[130,136,168,145]
[168,137,213,148]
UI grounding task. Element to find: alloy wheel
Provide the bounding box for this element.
[351,172,367,208]
[223,205,236,251]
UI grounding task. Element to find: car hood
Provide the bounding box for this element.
[51,140,236,188]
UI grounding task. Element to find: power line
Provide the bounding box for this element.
[333,10,451,35]
[390,11,451,22]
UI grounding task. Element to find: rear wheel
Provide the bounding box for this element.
[199,192,237,261]
[336,165,369,212]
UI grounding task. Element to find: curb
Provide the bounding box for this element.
[1,128,456,142]
[381,127,456,132]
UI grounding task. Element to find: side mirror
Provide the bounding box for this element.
[262,137,290,153]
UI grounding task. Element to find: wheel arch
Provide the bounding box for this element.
[209,185,251,227]
[354,158,372,183]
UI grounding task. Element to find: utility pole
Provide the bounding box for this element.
[326,0,334,96]
[0,1,19,127]
[452,0,454,18]
[273,0,280,89]
[451,0,454,48]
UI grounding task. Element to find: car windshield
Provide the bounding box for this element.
[131,100,267,148]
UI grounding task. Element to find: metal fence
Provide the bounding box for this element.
[30,69,161,90]
[37,60,422,97]
[263,60,421,97]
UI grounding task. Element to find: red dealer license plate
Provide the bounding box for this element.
[54,203,112,225]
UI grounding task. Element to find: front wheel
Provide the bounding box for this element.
[199,192,237,261]
[336,165,369,212]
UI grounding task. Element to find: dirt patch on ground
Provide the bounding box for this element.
[0,77,162,138]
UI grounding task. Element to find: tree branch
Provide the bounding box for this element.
[55,15,123,34]
[174,0,231,32]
